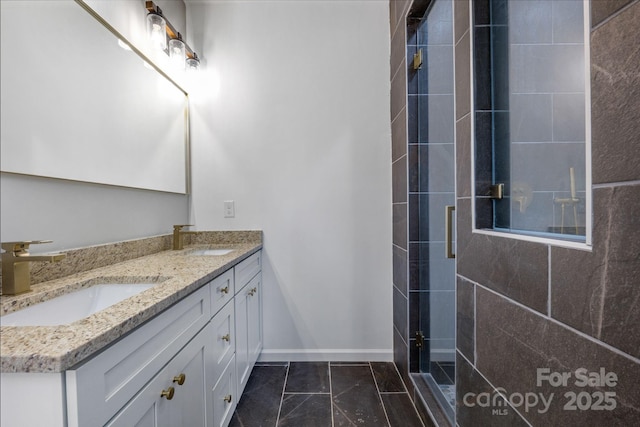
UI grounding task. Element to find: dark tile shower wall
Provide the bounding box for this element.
[390,0,413,391]
[393,1,640,425]
[454,1,640,426]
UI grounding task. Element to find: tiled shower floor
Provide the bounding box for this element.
[229,361,429,427]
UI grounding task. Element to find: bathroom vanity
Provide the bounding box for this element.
[0,233,263,427]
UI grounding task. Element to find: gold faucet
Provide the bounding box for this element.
[173,225,198,250]
[1,241,66,295]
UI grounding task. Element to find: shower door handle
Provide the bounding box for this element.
[445,205,455,259]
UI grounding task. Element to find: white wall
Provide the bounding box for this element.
[0,0,190,252]
[186,0,393,360]
[0,174,188,252]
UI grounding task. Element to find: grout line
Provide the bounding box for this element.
[329,362,335,427]
[391,362,408,394]
[410,374,447,427]
[470,279,640,364]
[456,351,534,427]
[591,0,640,31]
[274,361,290,426]
[593,179,640,189]
[394,323,410,348]
[595,189,615,339]
[434,362,456,385]
[547,245,552,318]
[455,111,471,124]
[390,44,405,81]
[391,153,407,166]
[282,392,331,395]
[473,280,477,366]
[369,362,394,427]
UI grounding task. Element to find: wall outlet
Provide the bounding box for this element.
[224,200,235,218]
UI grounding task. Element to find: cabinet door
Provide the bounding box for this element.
[164,330,210,427]
[247,273,263,367]
[235,273,262,396]
[234,283,250,396]
[211,356,237,427]
[107,325,212,427]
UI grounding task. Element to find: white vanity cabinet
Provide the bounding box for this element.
[234,252,263,396]
[0,249,263,427]
[71,249,262,427]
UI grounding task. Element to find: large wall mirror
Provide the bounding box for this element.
[1,0,189,194]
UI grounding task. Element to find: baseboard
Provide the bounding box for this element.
[257,348,393,362]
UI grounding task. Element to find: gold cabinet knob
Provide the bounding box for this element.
[224,394,232,403]
[221,334,230,342]
[220,286,229,294]
[173,373,186,385]
[161,387,175,400]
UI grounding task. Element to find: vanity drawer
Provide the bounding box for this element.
[235,251,261,292]
[66,285,211,427]
[210,268,234,316]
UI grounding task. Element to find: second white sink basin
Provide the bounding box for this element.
[0,283,157,327]
[189,249,234,256]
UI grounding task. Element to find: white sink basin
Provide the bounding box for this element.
[0,283,157,327]
[189,249,234,256]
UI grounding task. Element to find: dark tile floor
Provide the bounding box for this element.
[230,361,427,427]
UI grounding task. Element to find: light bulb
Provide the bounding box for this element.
[169,38,186,70]
[186,57,200,72]
[146,13,167,51]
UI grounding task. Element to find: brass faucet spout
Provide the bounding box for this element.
[1,240,66,295]
[172,225,198,250]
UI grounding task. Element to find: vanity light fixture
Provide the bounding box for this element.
[146,9,167,51]
[145,1,200,70]
[186,53,200,71]
[169,36,186,70]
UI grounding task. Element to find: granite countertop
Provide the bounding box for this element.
[0,237,262,373]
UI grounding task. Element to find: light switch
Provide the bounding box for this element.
[224,200,235,218]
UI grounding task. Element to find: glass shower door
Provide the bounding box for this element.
[407,0,456,418]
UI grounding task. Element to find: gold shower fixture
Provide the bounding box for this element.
[554,167,580,234]
[413,48,423,70]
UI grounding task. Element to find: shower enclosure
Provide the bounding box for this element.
[407,0,456,422]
